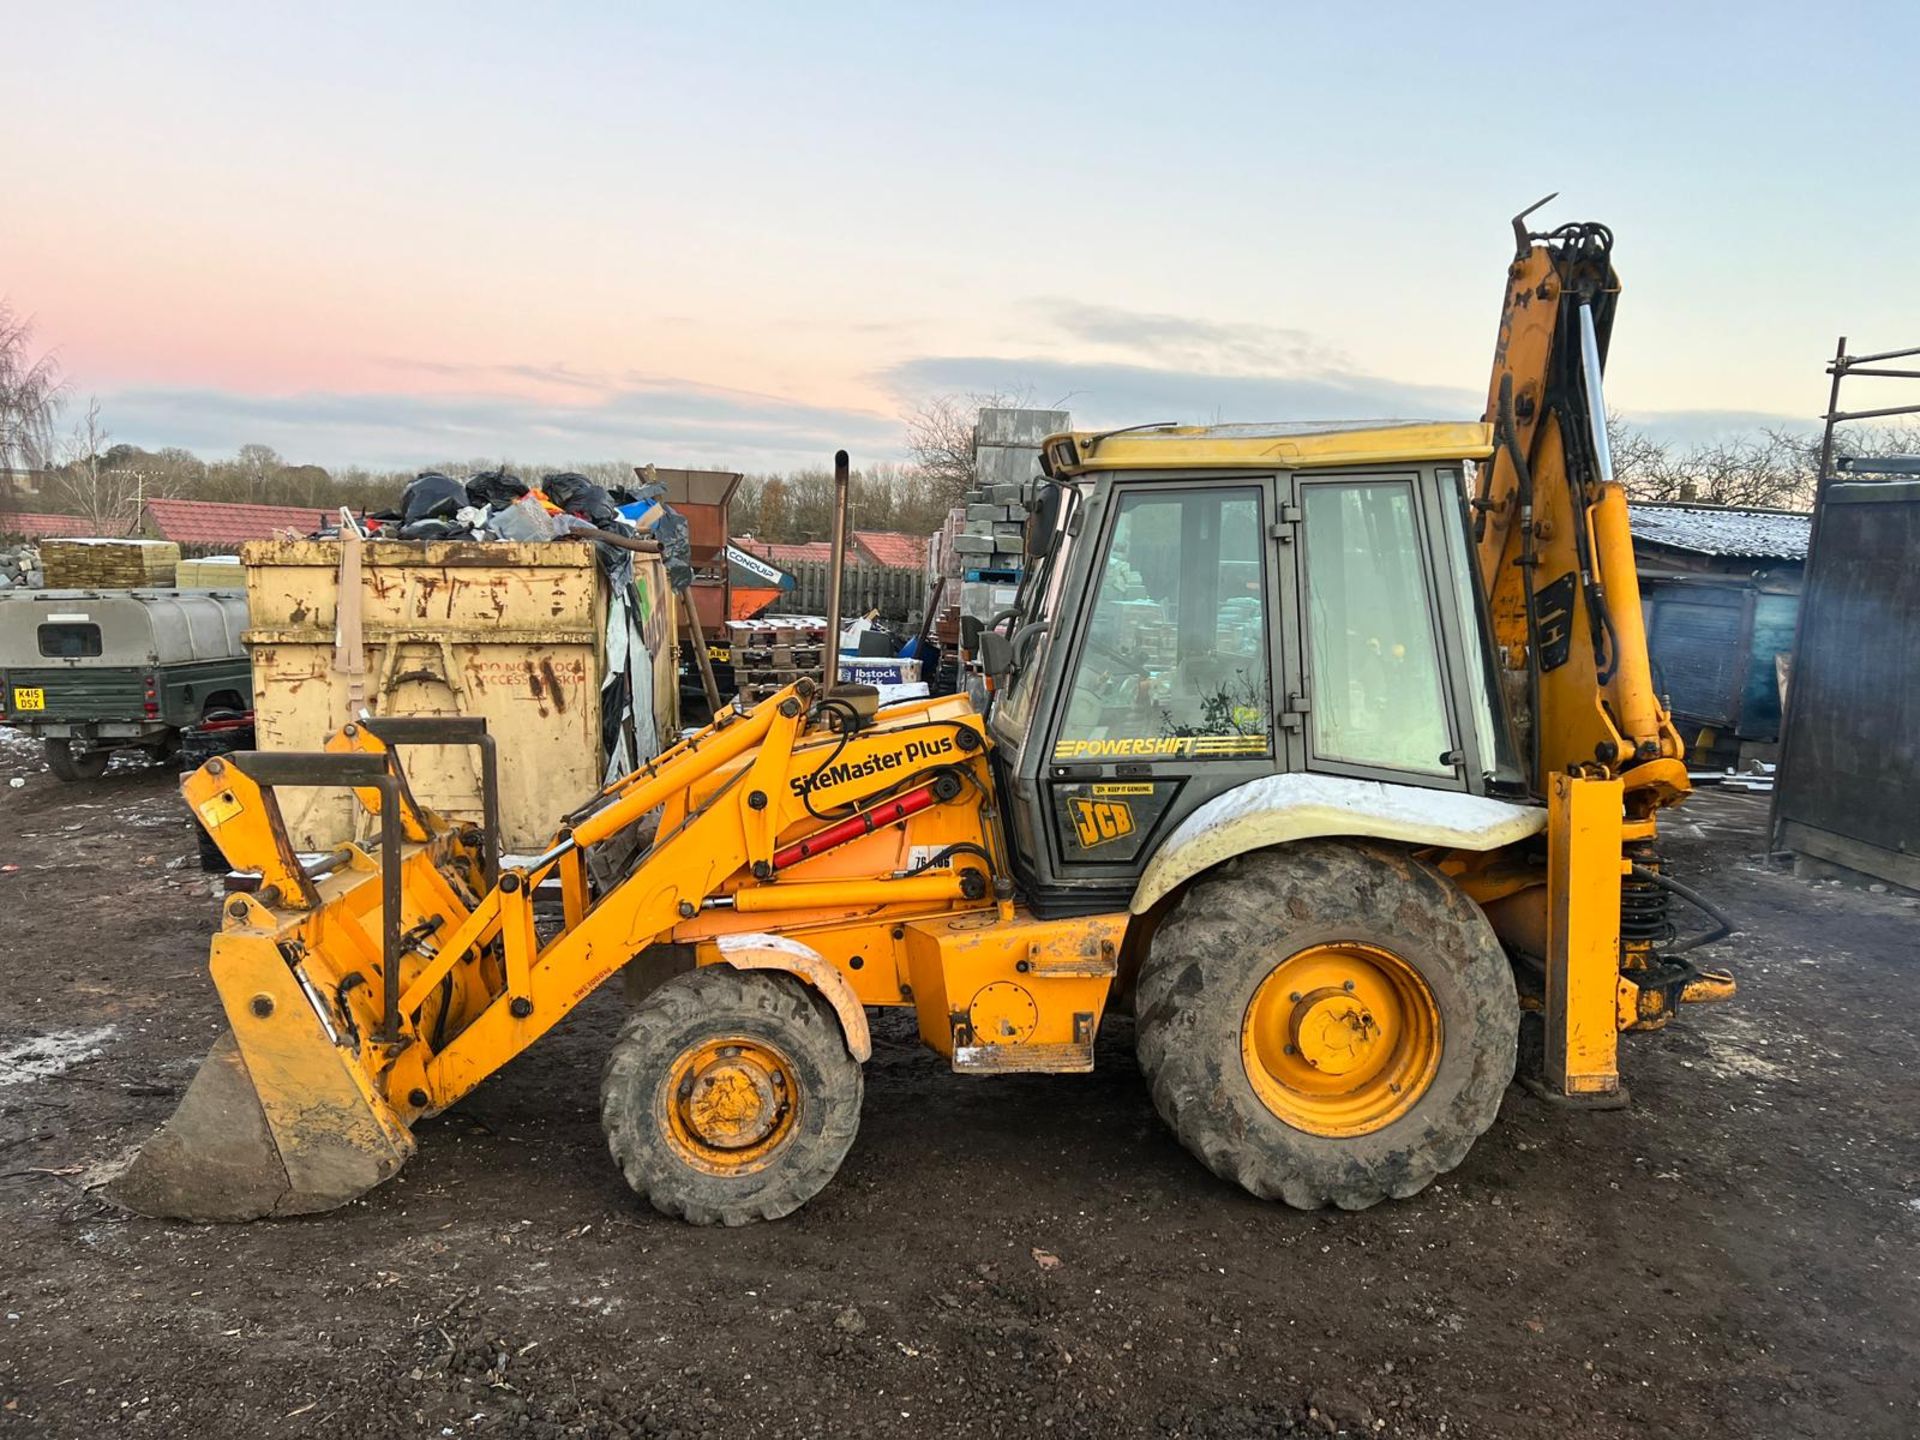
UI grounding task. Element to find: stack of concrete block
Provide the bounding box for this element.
[928,510,964,585]
[952,483,1029,573]
[953,408,1071,625]
[0,544,43,590]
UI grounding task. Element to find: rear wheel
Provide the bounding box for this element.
[601,966,863,1226]
[44,739,110,782]
[1135,840,1517,1210]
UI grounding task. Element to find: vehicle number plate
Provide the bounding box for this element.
[11,687,45,711]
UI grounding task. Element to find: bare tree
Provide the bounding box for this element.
[44,399,147,535]
[0,301,64,484]
[732,463,954,545]
[1609,413,1920,511]
[902,390,1027,505]
[233,442,283,503]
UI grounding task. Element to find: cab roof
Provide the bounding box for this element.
[1041,419,1495,477]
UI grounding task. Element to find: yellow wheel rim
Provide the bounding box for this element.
[1240,942,1442,1137]
[661,1036,800,1176]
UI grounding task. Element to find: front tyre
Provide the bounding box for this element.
[1134,840,1518,1210]
[600,966,863,1226]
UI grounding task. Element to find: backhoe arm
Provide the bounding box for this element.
[1474,210,1687,810]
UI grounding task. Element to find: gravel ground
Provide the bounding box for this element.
[1,743,1916,1439]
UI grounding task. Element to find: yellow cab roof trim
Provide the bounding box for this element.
[1043,420,1496,476]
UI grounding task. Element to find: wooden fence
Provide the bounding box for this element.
[784,558,927,623]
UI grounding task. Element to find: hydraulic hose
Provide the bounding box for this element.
[1630,864,1735,955]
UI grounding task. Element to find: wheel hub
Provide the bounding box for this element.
[1288,988,1381,1076]
[1241,942,1442,1137]
[681,1050,784,1149]
[663,1038,797,1173]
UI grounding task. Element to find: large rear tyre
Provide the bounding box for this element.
[601,966,863,1226]
[1135,840,1518,1210]
[44,739,110,782]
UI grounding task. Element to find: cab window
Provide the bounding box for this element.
[1299,478,1453,775]
[38,622,103,658]
[1055,486,1271,759]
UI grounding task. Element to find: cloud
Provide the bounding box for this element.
[94,379,903,473]
[1034,300,1350,375]
[92,335,1825,482]
[875,297,1478,429]
[1614,407,1817,447]
[881,354,1483,431]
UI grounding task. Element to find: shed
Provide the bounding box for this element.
[1629,502,1809,760]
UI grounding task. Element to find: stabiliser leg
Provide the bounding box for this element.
[1521,774,1630,1110]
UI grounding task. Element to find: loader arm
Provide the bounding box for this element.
[112,680,1003,1219]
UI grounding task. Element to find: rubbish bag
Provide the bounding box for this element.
[539,473,624,529]
[466,469,529,509]
[397,518,464,541]
[402,472,468,524]
[488,494,558,542]
[651,506,694,590]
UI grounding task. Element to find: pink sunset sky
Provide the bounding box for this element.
[6,1,1915,473]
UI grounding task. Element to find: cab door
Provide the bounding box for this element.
[1030,476,1293,912]
[1287,469,1478,790]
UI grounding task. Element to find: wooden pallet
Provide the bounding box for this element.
[737,643,824,668]
[727,621,827,647]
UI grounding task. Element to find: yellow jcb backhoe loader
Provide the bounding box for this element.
[108,204,1735,1225]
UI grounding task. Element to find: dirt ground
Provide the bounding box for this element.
[1,730,1917,1440]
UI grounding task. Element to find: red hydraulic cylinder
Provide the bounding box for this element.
[772,783,939,870]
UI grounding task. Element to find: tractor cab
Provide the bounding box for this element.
[984,421,1524,916]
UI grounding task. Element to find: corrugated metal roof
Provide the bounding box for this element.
[143,497,328,546]
[0,511,119,539]
[1629,503,1810,560]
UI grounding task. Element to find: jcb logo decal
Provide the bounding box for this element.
[1070,798,1135,849]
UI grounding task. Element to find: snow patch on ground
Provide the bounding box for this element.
[0,1025,118,1086]
[0,725,37,763]
[1695,1009,1801,1086]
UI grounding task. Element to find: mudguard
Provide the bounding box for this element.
[1131,773,1546,915]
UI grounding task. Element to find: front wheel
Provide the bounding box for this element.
[601,966,863,1226]
[141,731,182,767]
[44,739,110,782]
[1134,840,1518,1210]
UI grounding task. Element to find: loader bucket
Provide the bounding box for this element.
[101,856,432,1228]
[103,926,419,1221]
[104,725,506,1221]
[104,1031,405,1221]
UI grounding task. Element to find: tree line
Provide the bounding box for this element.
[1605,413,1920,510]
[1,303,994,543]
[10,437,971,546]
